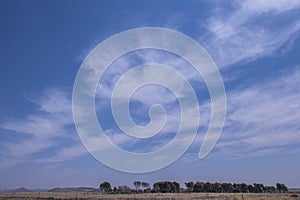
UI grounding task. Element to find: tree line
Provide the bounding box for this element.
[99,181,288,194]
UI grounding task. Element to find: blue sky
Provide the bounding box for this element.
[1,0,300,189]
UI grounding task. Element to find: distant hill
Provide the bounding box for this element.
[48,187,97,193]
[0,187,97,193]
[289,188,300,193]
[10,187,32,193]
[31,188,48,192]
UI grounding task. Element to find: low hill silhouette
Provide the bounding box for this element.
[48,187,97,193]
[10,187,32,193]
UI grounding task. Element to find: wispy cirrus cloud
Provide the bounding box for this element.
[95,49,204,138]
[0,88,86,169]
[201,0,300,67]
[213,66,300,158]
[1,0,300,171]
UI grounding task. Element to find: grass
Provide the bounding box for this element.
[0,192,299,200]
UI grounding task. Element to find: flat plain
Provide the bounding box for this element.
[0,192,299,200]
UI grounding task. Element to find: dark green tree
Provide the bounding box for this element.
[281,184,288,193]
[153,181,178,193]
[193,182,204,192]
[153,183,160,193]
[140,182,150,193]
[240,183,249,193]
[117,185,131,194]
[276,183,288,193]
[172,182,180,193]
[248,184,255,193]
[253,183,265,193]
[185,182,194,192]
[161,182,171,193]
[99,181,112,194]
[133,181,141,193]
[265,186,276,193]
[142,182,150,189]
[113,186,118,194]
[203,182,213,193]
[215,182,221,193]
[222,183,234,193]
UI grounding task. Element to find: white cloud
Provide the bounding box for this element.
[94,50,204,141]
[214,67,300,158]
[243,0,300,13]
[96,50,202,102]
[201,0,300,67]
[38,145,88,163]
[0,88,86,169]
[3,1,300,169]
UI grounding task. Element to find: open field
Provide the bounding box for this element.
[0,192,299,200]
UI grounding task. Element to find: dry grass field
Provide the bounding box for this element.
[0,192,299,200]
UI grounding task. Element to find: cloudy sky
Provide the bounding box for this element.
[0,0,300,189]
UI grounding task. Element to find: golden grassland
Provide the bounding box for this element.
[0,192,299,200]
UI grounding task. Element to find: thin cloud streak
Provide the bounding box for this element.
[1,0,300,170]
[214,66,300,158]
[201,0,300,67]
[0,88,87,169]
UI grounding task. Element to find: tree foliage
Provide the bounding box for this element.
[276,183,288,193]
[152,181,180,193]
[185,182,194,192]
[100,180,288,194]
[99,181,112,194]
[133,181,150,193]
